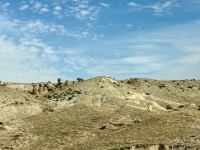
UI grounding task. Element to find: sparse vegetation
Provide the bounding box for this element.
[0,76,200,149]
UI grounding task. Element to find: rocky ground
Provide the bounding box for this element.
[0,76,200,150]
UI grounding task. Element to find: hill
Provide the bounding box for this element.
[0,76,200,150]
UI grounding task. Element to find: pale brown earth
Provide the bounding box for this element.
[0,76,200,150]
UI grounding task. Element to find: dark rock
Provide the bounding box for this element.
[68,97,73,100]
[158,83,166,89]
[178,105,185,108]
[43,107,54,112]
[99,124,106,130]
[166,105,173,110]
[145,92,150,95]
[47,95,52,98]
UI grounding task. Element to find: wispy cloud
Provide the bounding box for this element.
[126,24,132,28]
[146,0,177,15]
[13,0,103,22]
[53,11,59,15]
[33,2,42,9]
[17,20,65,34]
[1,2,10,12]
[62,53,162,79]
[1,1,200,82]
[0,14,100,40]
[1,2,10,8]
[61,20,200,80]
[19,4,29,10]
[29,0,34,4]
[0,34,65,82]
[0,16,69,82]
[66,0,101,21]
[99,3,110,7]
[54,6,62,11]
[128,0,178,15]
[40,7,49,13]
[1,16,200,81]
[127,2,139,7]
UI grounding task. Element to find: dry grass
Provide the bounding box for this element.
[15,105,200,150]
[1,77,200,149]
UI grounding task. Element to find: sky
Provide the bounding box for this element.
[0,0,200,83]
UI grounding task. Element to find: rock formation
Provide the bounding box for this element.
[43,84,48,94]
[55,78,64,88]
[65,80,70,86]
[46,81,54,91]
[32,84,39,95]
[38,84,44,95]
[77,78,84,82]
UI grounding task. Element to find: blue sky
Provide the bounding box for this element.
[0,0,200,82]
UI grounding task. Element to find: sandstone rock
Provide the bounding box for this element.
[38,84,44,94]
[43,84,48,94]
[55,78,64,88]
[148,104,153,111]
[0,81,3,86]
[65,80,70,86]
[32,84,39,95]
[77,78,84,82]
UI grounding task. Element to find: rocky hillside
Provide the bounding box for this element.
[0,76,200,150]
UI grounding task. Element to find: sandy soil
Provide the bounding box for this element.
[0,76,200,150]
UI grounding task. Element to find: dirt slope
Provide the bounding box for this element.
[0,76,200,150]
[0,86,42,122]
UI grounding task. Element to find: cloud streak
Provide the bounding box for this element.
[99,3,110,8]
[128,0,178,15]
[127,2,139,7]
[1,2,10,8]
[19,5,29,10]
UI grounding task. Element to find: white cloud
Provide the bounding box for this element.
[1,1,200,82]
[1,17,200,82]
[0,15,73,82]
[126,24,132,28]
[91,34,104,40]
[29,0,34,4]
[53,11,59,15]
[80,10,90,16]
[20,20,49,33]
[62,53,162,79]
[19,5,29,10]
[1,2,10,8]
[33,2,42,9]
[19,20,67,35]
[0,33,66,82]
[66,30,93,38]
[127,0,178,15]
[64,55,95,71]
[44,4,49,8]
[88,6,100,21]
[54,6,62,11]
[66,1,101,21]
[127,2,139,7]
[8,18,91,38]
[146,0,177,15]
[40,7,49,13]
[99,3,110,7]
[65,20,200,80]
